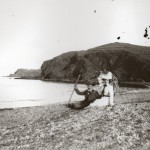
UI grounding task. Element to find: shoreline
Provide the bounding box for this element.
[3,76,150,88]
[1,87,150,110]
[0,87,150,110]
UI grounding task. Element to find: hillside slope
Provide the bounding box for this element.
[41,43,150,83]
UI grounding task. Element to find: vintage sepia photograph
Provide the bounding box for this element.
[0,0,150,149]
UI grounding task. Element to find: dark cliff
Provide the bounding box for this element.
[41,43,150,83]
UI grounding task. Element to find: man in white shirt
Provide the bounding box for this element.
[97,69,115,106]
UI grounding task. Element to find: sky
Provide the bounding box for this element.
[0,0,150,76]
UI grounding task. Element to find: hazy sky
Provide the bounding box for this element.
[0,0,150,75]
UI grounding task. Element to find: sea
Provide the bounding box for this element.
[0,77,86,109]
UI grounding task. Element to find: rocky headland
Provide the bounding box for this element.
[41,42,150,86]
[9,69,41,80]
[7,43,150,87]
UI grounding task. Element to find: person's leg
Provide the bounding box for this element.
[108,85,114,106]
[68,99,93,110]
[68,101,84,109]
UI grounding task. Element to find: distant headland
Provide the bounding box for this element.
[8,69,41,80]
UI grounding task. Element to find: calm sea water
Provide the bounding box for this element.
[0,77,86,108]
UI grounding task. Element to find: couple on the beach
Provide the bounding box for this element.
[68,68,118,110]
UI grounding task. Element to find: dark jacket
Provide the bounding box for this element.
[75,88,101,102]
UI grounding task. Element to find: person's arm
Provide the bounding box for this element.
[74,84,86,95]
[112,74,119,89]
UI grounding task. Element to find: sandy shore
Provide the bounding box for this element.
[0,88,150,150]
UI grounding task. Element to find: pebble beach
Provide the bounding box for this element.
[0,87,150,150]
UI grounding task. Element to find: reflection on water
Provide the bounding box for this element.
[0,77,86,108]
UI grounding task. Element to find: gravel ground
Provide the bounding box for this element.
[0,88,150,150]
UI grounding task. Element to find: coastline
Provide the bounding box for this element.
[0,88,150,149]
[5,76,150,88]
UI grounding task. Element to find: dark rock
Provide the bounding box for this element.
[41,42,150,83]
